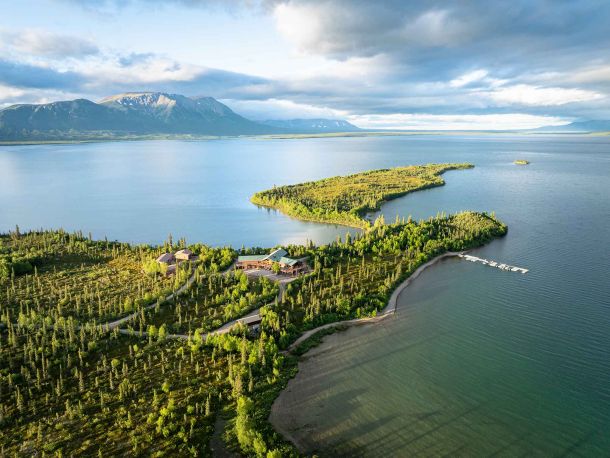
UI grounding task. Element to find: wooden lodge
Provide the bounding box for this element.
[235,248,308,276]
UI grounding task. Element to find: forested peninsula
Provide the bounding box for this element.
[251,163,474,228]
[0,164,508,456]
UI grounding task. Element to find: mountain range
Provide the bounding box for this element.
[2,92,609,141]
[534,120,610,133]
[0,92,360,141]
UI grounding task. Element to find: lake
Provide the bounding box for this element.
[2,134,610,455]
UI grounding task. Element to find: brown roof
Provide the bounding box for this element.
[156,253,175,263]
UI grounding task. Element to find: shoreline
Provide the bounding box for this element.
[0,130,602,147]
[251,200,369,230]
[273,251,462,452]
[286,251,461,351]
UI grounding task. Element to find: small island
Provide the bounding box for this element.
[514,159,530,165]
[251,163,474,228]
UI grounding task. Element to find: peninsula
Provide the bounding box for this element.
[0,166,506,456]
[251,163,474,228]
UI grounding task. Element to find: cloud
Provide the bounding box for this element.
[0,29,99,58]
[450,70,489,88]
[221,97,348,120]
[272,1,478,59]
[348,113,569,130]
[0,84,26,102]
[59,0,274,14]
[79,56,270,97]
[487,84,604,107]
[0,59,84,89]
[117,52,156,67]
[563,64,610,91]
[2,1,610,125]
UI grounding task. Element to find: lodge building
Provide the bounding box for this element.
[235,248,308,276]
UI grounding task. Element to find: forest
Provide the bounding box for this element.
[0,209,506,457]
[250,163,474,228]
[0,163,511,456]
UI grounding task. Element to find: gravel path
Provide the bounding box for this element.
[118,269,296,340]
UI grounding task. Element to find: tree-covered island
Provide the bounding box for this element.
[0,165,507,456]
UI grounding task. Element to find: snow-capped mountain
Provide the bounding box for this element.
[0,92,277,141]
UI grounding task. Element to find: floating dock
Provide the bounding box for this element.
[458,253,528,273]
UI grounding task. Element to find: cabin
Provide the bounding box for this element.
[156,253,175,264]
[165,264,177,277]
[155,249,197,277]
[238,314,262,334]
[235,248,308,276]
[175,249,196,261]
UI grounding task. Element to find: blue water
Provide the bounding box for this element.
[2,135,610,455]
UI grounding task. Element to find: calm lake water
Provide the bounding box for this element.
[2,135,610,455]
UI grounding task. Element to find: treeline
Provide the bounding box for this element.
[0,211,506,456]
[221,211,507,456]
[127,269,279,335]
[251,163,474,228]
[257,211,507,347]
[0,230,237,326]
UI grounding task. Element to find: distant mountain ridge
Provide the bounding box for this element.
[262,118,360,133]
[534,120,610,132]
[0,92,278,141]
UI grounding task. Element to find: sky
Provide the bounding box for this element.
[1,0,609,130]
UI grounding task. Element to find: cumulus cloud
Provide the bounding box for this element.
[2,0,610,126]
[272,1,480,60]
[0,29,99,58]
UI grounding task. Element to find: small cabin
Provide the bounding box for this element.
[165,264,177,277]
[156,253,175,264]
[237,314,263,334]
[175,249,196,261]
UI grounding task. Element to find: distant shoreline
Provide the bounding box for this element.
[1,130,606,146]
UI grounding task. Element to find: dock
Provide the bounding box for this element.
[458,253,528,273]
